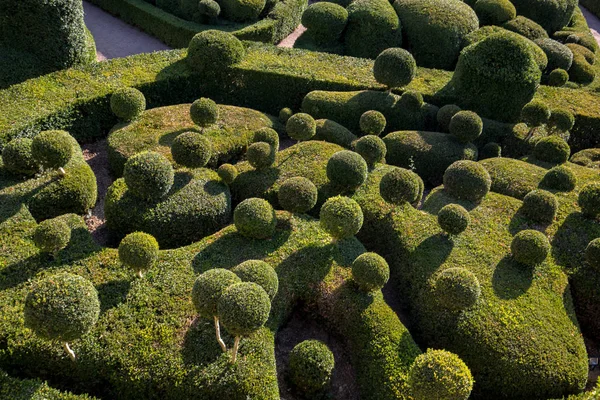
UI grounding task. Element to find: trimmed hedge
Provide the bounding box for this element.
[511,229,550,266]
[231,260,278,300]
[234,197,277,239]
[0,369,98,399]
[443,160,491,203]
[314,119,357,148]
[326,150,368,191]
[288,340,335,395]
[277,176,318,213]
[33,218,72,254]
[502,16,549,41]
[510,0,578,33]
[1,138,37,176]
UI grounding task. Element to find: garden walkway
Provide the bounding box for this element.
[581,6,600,46]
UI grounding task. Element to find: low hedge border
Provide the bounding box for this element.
[0,369,97,400]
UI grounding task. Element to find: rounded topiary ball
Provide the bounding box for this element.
[380,167,421,205]
[373,48,417,89]
[231,260,278,300]
[288,340,335,395]
[192,268,241,317]
[253,127,279,152]
[479,142,502,160]
[399,91,424,111]
[279,108,293,124]
[118,232,159,276]
[438,204,470,236]
[432,267,481,311]
[579,182,600,218]
[534,39,573,72]
[234,197,277,239]
[511,229,550,266]
[218,282,271,336]
[110,88,146,121]
[278,177,318,214]
[549,109,575,134]
[359,110,386,136]
[218,163,238,185]
[326,150,368,191]
[355,135,386,167]
[187,30,245,73]
[287,113,316,141]
[585,238,600,271]
[443,160,491,203]
[171,132,212,168]
[540,165,576,192]
[533,136,570,164]
[31,130,73,170]
[190,98,219,128]
[352,252,390,292]
[437,104,462,133]
[2,138,37,175]
[474,0,516,26]
[199,0,221,17]
[548,68,569,87]
[521,101,551,127]
[33,218,71,254]
[521,189,558,224]
[320,196,363,240]
[247,142,276,170]
[24,273,100,342]
[408,349,474,400]
[123,151,174,202]
[449,111,483,144]
[302,2,348,44]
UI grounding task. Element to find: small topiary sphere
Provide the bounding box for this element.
[443,160,491,203]
[379,167,421,205]
[438,204,470,236]
[585,238,600,271]
[359,110,386,136]
[118,232,159,276]
[231,260,278,300]
[449,111,483,144]
[171,132,212,168]
[24,273,100,342]
[33,218,71,254]
[432,267,481,311]
[398,90,424,111]
[123,151,174,202]
[234,197,277,239]
[479,142,502,160]
[352,252,390,292]
[534,38,573,71]
[521,101,551,127]
[253,127,279,152]
[218,282,271,336]
[549,109,575,133]
[190,98,219,128]
[408,349,474,400]
[302,2,348,44]
[2,138,37,175]
[533,136,570,164]
[326,150,368,191]
[287,113,316,141]
[437,104,462,133]
[288,340,335,395]
[579,182,600,218]
[511,229,550,266]
[521,189,558,224]
[31,130,73,170]
[279,108,293,124]
[278,177,318,213]
[187,30,245,73]
[218,163,238,185]
[198,0,221,17]
[355,135,386,167]
[110,88,146,121]
[192,268,241,318]
[373,48,417,89]
[320,196,363,240]
[540,165,576,192]
[548,68,569,87]
[474,0,516,26]
[247,142,276,170]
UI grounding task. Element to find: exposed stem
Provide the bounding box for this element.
[231,336,241,363]
[59,167,66,176]
[214,316,227,352]
[63,342,76,362]
[137,269,144,278]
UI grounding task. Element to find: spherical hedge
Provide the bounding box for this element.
[279,108,293,123]
[355,135,386,167]
[521,189,558,224]
[432,267,481,311]
[247,142,275,170]
[438,204,470,236]
[190,98,219,128]
[33,218,71,254]
[2,138,37,175]
[31,130,73,170]
[123,151,174,202]
[198,0,221,18]
[110,88,146,121]
[219,0,265,22]
[288,340,335,395]
[509,0,578,33]
[278,177,318,214]
[399,91,424,111]
[373,48,416,89]
[253,127,279,153]
[234,197,277,239]
[437,105,462,133]
[502,16,548,41]
[187,30,245,73]
[548,109,575,134]
[534,39,573,72]
[218,163,238,185]
[511,229,550,266]
[218,282,271,336]
[231,260,278,300]
[352,252,390,292]
[171,132,212,168]
[302,2,348,44]
[286,113,316,141]
[326,150,368,191]
[579,182,600,218]
[408,349,474,400]
[533,136,570,164]
[379,167,421,205]
[585,238,600,271]
[320,196,363,240]
[359,110,386,136]
[24,273,100,342]
[548,68,569,87]
[521,101,551,127]
[540,165,576,192]
[449,111,483,144]
[479,142,502,160]
[118,232,159,275]
[474,0,516,26]
[443,160,491,203]
[192,268,241,317]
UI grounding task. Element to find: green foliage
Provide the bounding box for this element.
[110,88,146,121]
[277,177,318,213]
[32,130,73,170]
[360,110,386,136]
[0,370,97,399]
[187,30,245,73]
[190,98,219,128]
[171,132,212,168]
[585,238,600,271]
[320,195,363,240]
[449,111,483,144]
[548,68,569,87]
[548,109,575,134]
[287,113,316,141]
[123,151,175,201]
[437,105,461,133]
[473,0,516,26]
[118,232,159,275]
[502,16,548,41]
[431,267,480,311]
[571,149,600,169]
[373,48,415,89]
[219,0,265,22]
[510,0,578,33]
[352,252,390,292]
[231,260,278,300]
[355,135,386,167]
[579,182,600,218]
[199,0,221,18]
[247,142,275,170]
[533,136,570,164]
[534,39,573,72]
[192,268,241,317]
[398,91,424,111]
[479,142,502,160]
[437,204,470,236]
[408,349,473,400]
[540,165,576,192]
[521,101,551,127]
[33,218,71,254]
[279,107,293,123]
[315,119,357,148]
[326,150,368,191]
[218,282,271,336]
[288,340,335,395]
[252,127,280,153]
[379,167,421,205]
[568,52,596,85]
[302,2,348,45]
[511,229,550,266]
[521,189,558,223]
[2,138,37,176]
[443,160,491,203]
[233,197,277,239]
[218,163,239,184]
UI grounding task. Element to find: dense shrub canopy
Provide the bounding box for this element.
[474,0,516,26]
[171,132,212,168]
[192,268,241,318]
[521,101,551,127]
[511,229,550,266]
[360,110,386,136]
[302,2,348,44]
[443,160,491,203]
[33,218,71,254]
[373,48,416,89]
[438,204,470,236]
[502,16,548,41]
[110,88,146,121]
[534,39,573,72]
[123,151,174,202]
[278,177,318,213]
[437,105,461,133]
[449,111,483,144]
[218,163,238,185]
[320,196,363,240]
[232,260,279,300]
[521,189,558,224]
[432,267,481,311]
[118,232,159,275]
[32,130,73,170]
[288,340,335,395]
[218,282,271,336]
[287,113,316,141]
[380,167,421,204]
[579,182,600,218]
[355,135,386,167]
[187,30,245,73]
[247,142,276,170]
[533,136,570,164]
[585,238,600,271]
[190,98,219,128]
[510,0,578,33]
[479,142,502,160]
[234,197,277,239]
[540,165,576,191]
[352,252,390,292]
[252,128,280,153]
[326,150,368,191]
[2,138,37,176]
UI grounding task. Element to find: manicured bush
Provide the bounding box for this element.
[326,150,368,191]
[219,0,265,22]
[359,110,386,136]
[566,43,595,65]
[287,113,316,141]
[443,160,491,203]
[278,177,318,213]
[502,16,548,41]
[449,111,483,144]
[569,52,595,85]
[521,189,558,224]
[511,229,550,266]
[118,232,159,278]
[479,142,502,160]
[302,2,348,44]
[540,165,576,191]
[548,109,575,135]
[234,197,277,239]
[2,138,37,176]
[431,267,480,311]
[279,108,293,123]
[123,151,174,201]
[521,101,551,128]
[187,30,245,73]
[33,218,71,254]
[314,119,358,148]
[408,349,474,400]
[438,204,470,236]
[437,105,462,133]
[579,182,600,218]
[571,149,600,169]
[320,196,363,240]
[32,130,73,171]
[379,167,421,205]
[548,68,569,87]
[474,0,516,26]
[398,91,424,111]
[510,0,577,33]
[247,142,276,170]
[534,39,573,72]
[198,0,221,18]
[288,340,335,395]
[192,268,241,318]
[218,163,238,184]
[171,132,212,168]
[253,127,279,153]
[190,98,219,128]
[352,252,390,292]
[373,48,416,89]
[110,88,146,122]
[533,136,570,164]
[231,260,279,300]
[585,238,600,271]
[355,135,386,167]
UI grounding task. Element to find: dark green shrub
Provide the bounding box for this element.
[231,260,279,300]
[502,16,548,41]
[511,229,550,266]
[479,142,502,160]
[123,151,174,201]
[431,267,480,311]
[533,136,570,164]
[564,32,598,53]
[118,232,159,278]
[218,163,238,185]
[219,0,265,22]
[398,91,424,111]
[565,43,595,65]
[234,197,277,239]
[437,105,462,133]
[579,182,600,218]
[438,204,470,236]
[320,196,363,240]
[33,218,71,254]
[326,150,368,191]
[278,177,318,213]
[540,165,576,191]
[32,130,73,170]
[548,68,569,86]
[187,30,245,73]
[360,110,386,136]
[510,0,577,33]
[253,127,279,153]
[110,88,146,122]
[534,39,573,71]
[474,0,516,26]
[569,52,595,85]
[521,189,558,224]
[585,238,600,271]
[373,48,416,89]
[443,160,491,203]
[548,109,575,134]
[379,167,421,205]
[449,111,483,144]
[302,2,348,44]
[355,135,386,167]
[247,142,276,170]
[287,113,316,141]
[198,0,221,18]
[192,268,241,318]
[571,149,600,168]
[408,349,474,400]
[288,340,335,395]
[315,119,357,148]
[521,101,551,127]
[171,132,212,168]
[279,108,293,123]
[190,98,219,128]
[352,252,390,292]
[2,138,37,175]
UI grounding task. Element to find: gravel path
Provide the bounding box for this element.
[581,6,600,46]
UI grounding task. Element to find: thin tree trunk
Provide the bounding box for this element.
[214,316,227,352]
[137,269,144,278]
[63,342,76,362]
[231,336,241,363]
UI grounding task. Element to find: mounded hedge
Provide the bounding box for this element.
[510,0,578,33]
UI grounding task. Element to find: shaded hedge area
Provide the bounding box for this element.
[0,369,97,400]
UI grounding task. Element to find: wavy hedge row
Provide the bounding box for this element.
[0,369,97,400]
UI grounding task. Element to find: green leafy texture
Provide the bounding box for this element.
[398,91,423,112]
[233,197,277,239]
[431,267,480,311]
[319,195,363,240]
[565,43,595,65]
[533,136,570,164]
[252,127,279,154]
[171,132,212,168]
[473,0,516,26]
[548,109,575,134]
[379,167,421,205]
[286,113,316,141]
[192,268,241,317]
[279,108,293,123]
[585,238,600,271]
[479,142,502,160]
[437,105,461,133]
[351,252,389,292]
[359,110,386,136]
[277,177,318,214]
[437,204,470,236]
[301,2,348,45]
[0,369,98,399]
[247,142,275,170]
[355,135,386,167]
[32,130,73,170]
[123,151,175,202]
[449,110,483,144]
[578,182,600,218]
[372,48,415,89]
[110,88,146,122]
[568,51,596,85]
[540,165,576,192]
[190,97,219,128]
[231,260,278,300]
[534,39,573,72]
[326,150,368,191]
[218,282,270,336]
[511,229,550,266]
[521,189,558,224]
[509,0,577,33]
[314,119,357,148]
[443,160,491,203]
[187,30,245,73]
[118,232,159,274]
[288,340,335,395]
[502,16,549,41]
[219,0,265,22]
[33,218,71,254]
[218,163,239,185]
[548,68,569,87]
[570,149,600,169]
[1,138,37,176]
[521,100,551,127]
[198,0,221,18]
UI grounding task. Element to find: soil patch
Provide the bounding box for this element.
[82,139,113,246]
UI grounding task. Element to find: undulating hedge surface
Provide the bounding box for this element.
[0,369,97,400]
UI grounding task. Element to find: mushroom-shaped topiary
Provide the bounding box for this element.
[278,177,318,214]
[521,100,551,141]
[355,135,387,167]
[24,273,100,361]
[110,88,146,122]
[247,142,276,170]
[548,109,575,136]
[540,165,576,192]
[118,232,159,278]
[218,282,271,362]
[474,0,516,26]
[187,30,245,73]
[521,189,558,224]
[190,98,219,130]
[2,138,37,176]
[218,163,238,185]
[579,182,600,219]
[192,268,241,352]
[288,340,335,396]
[287,113,316,141]
[320,196,363,241]
[279,108,293,123]
[398,91,424,111]
[449,110,483,144]
[585,238,600,271]
[33,218,71,256]
[438,204,470,236]
[548,68,569,87]
[352,252,390,292]
[252,127,280,153]
[326,150,368,191]
[123,151,174,202]
[479,142,502,160]
[511,229,550,266]
[171,132,212,168]
[431,267,481,311]
[302,2,348,45]
[234,197,277,239]
[380,167,421,205]
[533,136,570,164]
[437,104,462,133]
[373,48,417,90]
[443,160,491,203]
[359,110,386,136]
[32,130,73,174]
[231,260,278,300]
[408,349,474,400]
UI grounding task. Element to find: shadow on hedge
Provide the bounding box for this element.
[492,255,534,300]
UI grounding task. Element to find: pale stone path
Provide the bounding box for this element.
[581,6,600,46]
